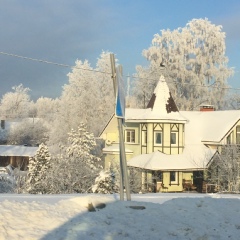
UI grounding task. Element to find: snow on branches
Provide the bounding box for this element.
[134,18,233,110]
[26,143,51,194]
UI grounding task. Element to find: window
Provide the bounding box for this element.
[170,171,178,184]
[154,131,162,145]
[142,131,147,145]
[125,130,135,143]
[171,132,177,145]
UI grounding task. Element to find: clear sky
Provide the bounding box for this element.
[0,0,239,100]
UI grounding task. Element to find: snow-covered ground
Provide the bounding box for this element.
[0,193,239,240]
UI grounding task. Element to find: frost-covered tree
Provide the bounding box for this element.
[35,97,60,120]
[26,143,51,194]
[7,118,49,146]
[0,84,32,118]
[95,51,115,126]
[92,170,118,194]
[66,123,102,170]
[45,123,102,193]
[48,51,115,148]
[208,145,240,192]
[227,92,240,110]
[48,60,98,148]
[134,18,233,110]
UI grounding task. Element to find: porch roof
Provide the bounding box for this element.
[127,145,216,171]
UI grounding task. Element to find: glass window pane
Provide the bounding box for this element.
[142,131,147,145]
[170,172,176,182]
[171,132,176,144]
[131,131,135,142]
[155,132,162,144]
[126,130,135,143]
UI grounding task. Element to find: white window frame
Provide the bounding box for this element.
[154,131,162,146]
[125,129,135,143]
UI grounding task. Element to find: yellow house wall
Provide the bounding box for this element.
[104,152,133,170]
[182,172,193,182]
[146,122,184,155]
[100,116,119,143]
[161,172,183,192]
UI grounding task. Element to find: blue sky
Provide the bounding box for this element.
[0,0,239,100]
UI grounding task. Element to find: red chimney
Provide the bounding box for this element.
[200,105,215,112]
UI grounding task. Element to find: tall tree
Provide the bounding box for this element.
[48,51,115,148]
[134,18,233,110]
[95,51,115,129]
[0,84,32,118]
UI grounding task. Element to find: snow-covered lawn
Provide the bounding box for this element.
[0,193,239,239]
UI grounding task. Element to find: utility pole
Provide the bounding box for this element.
[110,53,131,201]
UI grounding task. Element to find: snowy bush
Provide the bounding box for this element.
[92,170,118,194]
[0,178,14,193]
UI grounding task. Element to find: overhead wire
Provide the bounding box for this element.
[0,51,240,91]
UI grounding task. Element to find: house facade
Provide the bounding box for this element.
[100,75,240,192]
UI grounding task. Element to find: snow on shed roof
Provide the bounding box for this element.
[127,145,216,171]
[181,110,240,143]
[0,145,38,157]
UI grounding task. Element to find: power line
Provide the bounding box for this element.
[1,51,240,91]
[0,51,110,75]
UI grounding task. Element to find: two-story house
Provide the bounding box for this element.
[100,75,240,192]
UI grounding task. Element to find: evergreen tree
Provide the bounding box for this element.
[92,170,117,194]
[26,143,51,194]
[44,123,102,193]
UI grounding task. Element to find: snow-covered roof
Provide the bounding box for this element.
[125,75,187,123]
[181,110,240,143]
[102,145,133,154]
[128,145,216,171]
[0,145,38,157]
[125,108,186,122]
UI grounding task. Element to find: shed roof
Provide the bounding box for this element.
[0,145,38,157]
